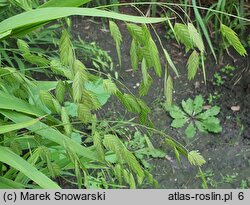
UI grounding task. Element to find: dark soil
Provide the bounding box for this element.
[71,16,250,188]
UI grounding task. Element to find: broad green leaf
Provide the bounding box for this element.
[0,146,60,188]
[85,79,111,106]
[168,105,186,119]
[197,106,220,119]
[39,0,91,8]
[171,118,187,128]
[202,117,222,133]
[185,123,196,138]
[195,120,207,133]
[182,98,194,115]
[0,8,167,39]
[193,95,204,114]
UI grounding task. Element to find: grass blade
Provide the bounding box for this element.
[0,146,60,188]
[192,0,217,62]
[0,7,167,39]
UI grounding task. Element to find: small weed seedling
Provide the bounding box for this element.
[167,95,222,138]
[207,91,220,104]
[213,65,236,86]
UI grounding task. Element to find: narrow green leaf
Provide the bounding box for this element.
[163,48,179,77]
[192,0,217,61]
[0,118,40,134]
[0,146,60,188]
[0,8,167,39]
[39,0,91,8]
[2,110,99,161]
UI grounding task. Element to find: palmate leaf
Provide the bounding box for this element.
[201,117,222,133]
[109,21,122,66]
[185,123,196,138]
[220,24,247,56]
[182,98,194,116]
[188,150,206,167]
[187,50,200,80]
[197,106,220,119]
[193,95,204,114]
[171,118,187,128]
[168,105,186,119]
